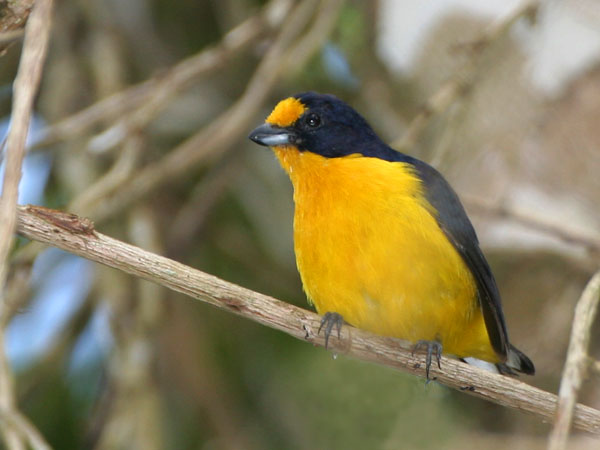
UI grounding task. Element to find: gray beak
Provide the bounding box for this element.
[248,123,296,147]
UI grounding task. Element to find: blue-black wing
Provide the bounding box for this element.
[408,158,509,359]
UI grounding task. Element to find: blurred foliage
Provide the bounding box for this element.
[1,0,600,449]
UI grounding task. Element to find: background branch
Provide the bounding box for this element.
[391,0,539,156]
[15,204,600,436]
[86,0,338,223]
[29,0,294,152]
[0,1,54,449]
[548,270,600,450]
[0,0,34,55]
[464,195,600,255]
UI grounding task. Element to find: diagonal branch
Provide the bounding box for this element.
[15,204,600,436]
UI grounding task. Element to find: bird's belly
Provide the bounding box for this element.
[293,188,497,361]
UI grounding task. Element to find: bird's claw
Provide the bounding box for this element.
[318,312,344,349]
[412,340,442,381]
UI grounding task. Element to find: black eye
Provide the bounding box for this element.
[305,113,321,128]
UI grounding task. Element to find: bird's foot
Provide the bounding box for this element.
[318,312,344,349]
[412,340,442,381]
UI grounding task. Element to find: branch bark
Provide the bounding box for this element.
[15,204,600,436]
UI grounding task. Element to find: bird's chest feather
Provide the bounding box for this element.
[273,148,485,354]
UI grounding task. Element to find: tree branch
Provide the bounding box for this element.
[15,204,600,436]
[0,1,54,449]
[548,270,600,450]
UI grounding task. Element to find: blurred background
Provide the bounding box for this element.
[1,0,600,448]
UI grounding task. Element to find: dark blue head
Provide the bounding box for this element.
[249,92,402,161]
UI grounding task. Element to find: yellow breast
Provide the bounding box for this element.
[273,147,498,362]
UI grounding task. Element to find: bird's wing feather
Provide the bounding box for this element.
[408,158,509,359]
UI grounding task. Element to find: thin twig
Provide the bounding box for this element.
[0,30,24,45]
[0,1,54,449]
[167,157,241,254]
[284,0,345,72]
[69,133,144,216]
[548,270,600,450]
[391,0,539,153]
[15,204,600,435]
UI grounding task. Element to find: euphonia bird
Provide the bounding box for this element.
[249,92,534,377]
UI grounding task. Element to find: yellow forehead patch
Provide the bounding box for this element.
[266,97,306,127]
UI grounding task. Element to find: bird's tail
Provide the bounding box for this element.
[463,345,535,376]
[498,344,535,375]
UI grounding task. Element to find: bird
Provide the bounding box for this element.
[248,92,534,378]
